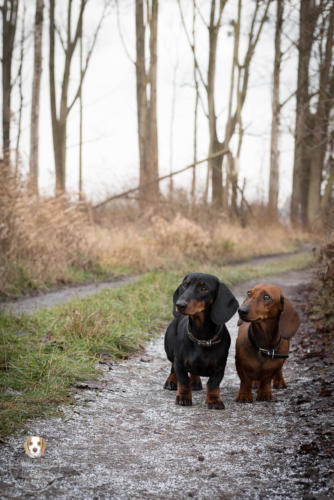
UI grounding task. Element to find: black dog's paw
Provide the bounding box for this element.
[207,400,225,410]
[164,379,177,390]
[175,395,192,406]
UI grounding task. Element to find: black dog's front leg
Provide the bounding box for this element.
[206,366,226,410]
[174,360,192,406]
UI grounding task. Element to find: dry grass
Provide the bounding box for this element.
[0,170,314,295]
[89,208,312,272]
[0,170,91,296]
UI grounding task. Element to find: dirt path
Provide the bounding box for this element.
[1,244,314,315]
[1,265,333,499]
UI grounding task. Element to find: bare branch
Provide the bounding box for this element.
[67,2,107,115]
[177,0,207,90]
[116,0,135,65]
[93,147,230,209]
[54,22,66,53]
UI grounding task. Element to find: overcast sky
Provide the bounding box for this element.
[8,0,299,208]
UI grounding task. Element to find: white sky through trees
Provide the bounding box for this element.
[6,0,299,209]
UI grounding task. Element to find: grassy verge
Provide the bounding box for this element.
[0,252,314,436]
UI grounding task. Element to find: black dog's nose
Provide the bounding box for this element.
[238,304,249,317]
[176,300,187,311]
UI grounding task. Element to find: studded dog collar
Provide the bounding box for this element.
[187,323,224,347]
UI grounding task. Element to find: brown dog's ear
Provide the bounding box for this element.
[279,297,300,339]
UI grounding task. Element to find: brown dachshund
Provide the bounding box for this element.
[235,283,300,403]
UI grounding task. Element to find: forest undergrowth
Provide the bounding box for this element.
[0,173,316,298]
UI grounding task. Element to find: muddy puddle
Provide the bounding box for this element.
[1,267,333,499]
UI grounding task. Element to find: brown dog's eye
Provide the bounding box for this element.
[263,294,271,301]
[247,291,251,297]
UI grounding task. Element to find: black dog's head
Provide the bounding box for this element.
[173,273,239,325]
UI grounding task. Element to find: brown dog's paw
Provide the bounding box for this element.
[273,380,287,390]
[164,379,177,390]
[175,395,192,406]
[207,400,225,410]
[256,392,272,401]
[235,392,253,403]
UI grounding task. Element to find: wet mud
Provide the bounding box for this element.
[1,266,333,499]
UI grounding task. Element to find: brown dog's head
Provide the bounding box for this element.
[238,284,300,338]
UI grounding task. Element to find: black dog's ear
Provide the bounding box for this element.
[211,282,239,325]
[172,275,188,318]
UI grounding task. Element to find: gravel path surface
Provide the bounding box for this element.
[1,265,333,499]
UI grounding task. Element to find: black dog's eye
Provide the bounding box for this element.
[200,286,208,292]
[263,294,271,302]
[247,291,252,297]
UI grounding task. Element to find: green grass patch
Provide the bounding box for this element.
[0,252,314,436]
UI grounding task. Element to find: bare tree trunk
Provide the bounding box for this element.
[191,0,198,208]
[207,0,225,207]
[15,5,25,177]
[49,0,105,193]
[268,0,283,218]
[169,61,178,199]
[291,1,319,225]
[136,0,159,204]
[1,0,18,165]
[321,154,334,221]
[79,11,83,200]
[29,0,44,193]
[307,3,334,226]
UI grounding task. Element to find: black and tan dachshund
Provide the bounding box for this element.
[164,273,239,409]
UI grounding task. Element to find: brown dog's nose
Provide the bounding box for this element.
[33,447,38,453]
[238,304,249,318]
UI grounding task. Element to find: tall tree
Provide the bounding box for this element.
[291,0,334,227]
[307,3,334,226]
[1,0,18,164]
[268,0,283,217]
[178,0,270,208]
[29,0,44,193]
[49,0,105,193]
[14,3,25,177]
[136,0,159,203]
[291,1,319,225]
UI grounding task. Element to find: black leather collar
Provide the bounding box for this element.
[187,322,223,347]
[248,325,288,359]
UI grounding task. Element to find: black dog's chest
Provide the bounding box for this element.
[184,348,221,377]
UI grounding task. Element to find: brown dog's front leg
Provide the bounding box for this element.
[176,383,192,406]
[256,379,272,401]
[236,379,253,403]
[273,368,287,389]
